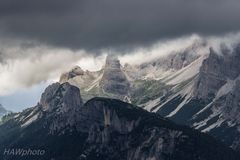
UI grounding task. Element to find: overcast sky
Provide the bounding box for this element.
[0,0,240,111]
[0,0,240,50]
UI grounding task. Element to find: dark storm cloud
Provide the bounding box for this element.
[0,0,240,50]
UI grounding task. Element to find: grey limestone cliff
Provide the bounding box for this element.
[100,55,130,96]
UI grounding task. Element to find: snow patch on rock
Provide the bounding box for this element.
[21,113,39,127]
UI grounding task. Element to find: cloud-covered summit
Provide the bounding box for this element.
[1,33,240,96]
[0,0,240,50]
[0,0,240,102]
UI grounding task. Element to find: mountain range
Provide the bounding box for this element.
[1,38,240,159]
[60,39,240,151]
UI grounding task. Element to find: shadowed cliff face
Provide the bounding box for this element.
[100,55,130,95]
[40,82,83,112]
[193,48,227,100]
[37,82,84,133]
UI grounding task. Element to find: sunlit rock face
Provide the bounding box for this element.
[60,66,85,83]
[100,55,130,95]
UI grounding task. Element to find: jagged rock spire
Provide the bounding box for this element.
[105,54,120,69]
[100,54,130,95]
[40,82,83,112]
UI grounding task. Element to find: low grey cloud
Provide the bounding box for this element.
[0,43,87,95]
[0,0,240,51]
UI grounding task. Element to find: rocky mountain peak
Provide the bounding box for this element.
[60,66,84,83]
[139,45,202,72]
[40,82,83,112]
[100,55,130,96]
[105,54,121,69]
[193,46,240,100]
